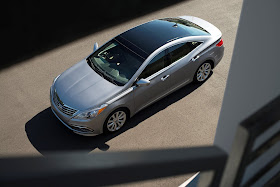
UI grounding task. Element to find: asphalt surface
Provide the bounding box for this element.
[0,0,242,186]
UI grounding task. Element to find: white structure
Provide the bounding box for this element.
[213,0,280,186]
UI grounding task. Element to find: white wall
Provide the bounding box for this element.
[214,0,280,185]
[214,0,280,153]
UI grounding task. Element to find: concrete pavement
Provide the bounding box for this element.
[0,0,242,186]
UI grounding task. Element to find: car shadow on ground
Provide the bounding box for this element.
[25,76,211,156]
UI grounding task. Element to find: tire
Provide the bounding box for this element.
[103,109,128,134]
[193,62,212,83]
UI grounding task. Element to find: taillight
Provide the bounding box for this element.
[216,39,223,47]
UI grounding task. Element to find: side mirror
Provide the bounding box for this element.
[93,42,98,52]
[136,79,150,87]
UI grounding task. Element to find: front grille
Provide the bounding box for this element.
[53,90,78,116]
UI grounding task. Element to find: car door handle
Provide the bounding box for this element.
[161,75,169,81]
[191,55,200,62]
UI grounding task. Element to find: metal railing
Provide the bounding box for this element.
[1,95,280,186]
[220,95,280,186]
[0,146,227,186]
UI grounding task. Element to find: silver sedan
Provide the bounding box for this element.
[50,16,224,136]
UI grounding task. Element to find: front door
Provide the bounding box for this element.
[133,50,171,113]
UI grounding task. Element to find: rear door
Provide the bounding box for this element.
[166,41,202,91]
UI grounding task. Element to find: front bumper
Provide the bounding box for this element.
[51,107,99,136]
[50,87,101,136]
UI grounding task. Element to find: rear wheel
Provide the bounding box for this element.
[194,62,212,82]
[103,109,127,134]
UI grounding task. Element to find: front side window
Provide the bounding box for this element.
[138,51,167,79]
[88,40,144,86]
[167,42,202,65]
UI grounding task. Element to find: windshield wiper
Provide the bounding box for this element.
[87,57,104,78]
[103,72,118,86]
[87,57,119,86]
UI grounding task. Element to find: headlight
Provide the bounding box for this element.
[73,104,108,120]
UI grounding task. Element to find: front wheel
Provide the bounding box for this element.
[103,109,127,134]
[194,62,212,83]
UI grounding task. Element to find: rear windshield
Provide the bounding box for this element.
[160,18,210,36]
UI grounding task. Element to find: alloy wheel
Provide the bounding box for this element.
[196,62,211,82]
[107,111,127,132]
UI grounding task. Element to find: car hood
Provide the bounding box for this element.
[54,59,122,110]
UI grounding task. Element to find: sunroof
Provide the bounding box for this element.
[115,18,209,58]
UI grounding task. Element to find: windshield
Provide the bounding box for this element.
[88,40,144,86]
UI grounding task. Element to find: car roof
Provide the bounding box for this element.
[115,18,210,59]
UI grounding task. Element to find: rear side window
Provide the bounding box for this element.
[138,51,166,79]
[167,42,202,65]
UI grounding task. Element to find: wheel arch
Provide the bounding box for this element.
[116,106,131,119]
[107,106,131,119]
[202,58,215,69]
